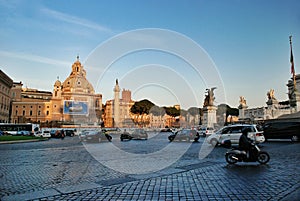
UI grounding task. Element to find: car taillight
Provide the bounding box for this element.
[256,133,263,136]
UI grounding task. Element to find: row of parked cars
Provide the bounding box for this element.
[164,121,300,145]
[74,120,300,144]
[34,129,76,138]
[206,121,300,146]
[79,128,149,143]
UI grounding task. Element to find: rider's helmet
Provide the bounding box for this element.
[241,127,252,136]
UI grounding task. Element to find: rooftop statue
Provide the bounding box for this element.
[267,89,276,100]
[239,96,247,106]
[203,87,216,107]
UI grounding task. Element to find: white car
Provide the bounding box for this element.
[198,127,215,137]
[35,130,51,138]
[206,124,265,146]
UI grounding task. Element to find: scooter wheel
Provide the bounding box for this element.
[257,152,270,164]
[226,153,238,164]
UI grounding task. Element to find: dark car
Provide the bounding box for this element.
[263,121,300,142]
[65,129,75,137]
[50,130,64,138]
[120,129,148,141]
[168,129,200,142]
[82,130,112,143]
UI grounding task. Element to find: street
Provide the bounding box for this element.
[0,132,299,200]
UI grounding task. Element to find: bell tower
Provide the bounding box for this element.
[53,77,62,98]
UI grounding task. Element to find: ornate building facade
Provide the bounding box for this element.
[238,74,300,122]
[0,70,13,123]
[10,57,102,126]
[11,82,52,124]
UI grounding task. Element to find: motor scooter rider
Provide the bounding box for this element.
[238,127,253,157]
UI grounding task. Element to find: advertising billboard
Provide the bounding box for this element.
[63,101,88,115]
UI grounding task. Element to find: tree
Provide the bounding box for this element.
[164,106,180,117]
[180,109,188,118]
[188,107,200,116]
[130,99,155,115]
[217,104,239,125]
[149,106,166,116]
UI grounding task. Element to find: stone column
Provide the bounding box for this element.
[238,105,248,120]
[113,79,120,127]
[202,106,217,128]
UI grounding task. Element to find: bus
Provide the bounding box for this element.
[0,123,40,135]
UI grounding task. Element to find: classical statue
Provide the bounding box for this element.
[203,87,217,107]
[239,96,247,106]
[267,89,276,100]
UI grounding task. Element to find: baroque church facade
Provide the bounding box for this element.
[11,57,102,125]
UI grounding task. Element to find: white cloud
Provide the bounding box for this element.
[0,50,70,66]
[41,8,113,33]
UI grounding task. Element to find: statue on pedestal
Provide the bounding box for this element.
[266,89,278,107]
[203,87,217,107]
[266,89,278,105]
[202,87,217,127]
[267,89,276,100]
[238,96,248,109]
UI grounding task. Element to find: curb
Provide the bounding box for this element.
[0,138,48,144]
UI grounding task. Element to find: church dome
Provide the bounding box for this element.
[62,56,95,94]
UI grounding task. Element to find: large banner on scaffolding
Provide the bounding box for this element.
[63,101,89,115]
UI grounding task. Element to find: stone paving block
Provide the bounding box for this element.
[55,182,102,194]
[96,176,137,186]
[1,189,60,201]
[129,167,185,180]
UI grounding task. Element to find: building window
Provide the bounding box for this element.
[30,106,33,108]
[46,111,49,115]
[38,111,41,116]
[39,106,41,108]
[23,106,25,108]
[15,110,18,115]
[23,110,25,116]
[30,110,33,116]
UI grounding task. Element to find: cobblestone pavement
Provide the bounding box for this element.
[0,133,299,201]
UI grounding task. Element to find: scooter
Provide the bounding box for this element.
[224,140,270,164]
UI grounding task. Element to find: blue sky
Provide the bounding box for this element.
[1,0,300,109]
